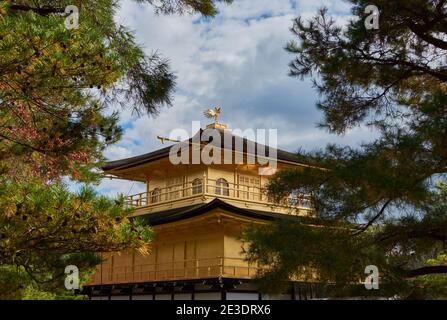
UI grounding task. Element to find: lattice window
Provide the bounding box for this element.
[166,177,183,200]
[191,178,203,195]
[238,175,260,200]
[215,178,230,196]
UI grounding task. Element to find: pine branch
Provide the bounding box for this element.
[9,4,65,16]
[407,21,447,50]
[405,265,447,278]
[353,199,392,235]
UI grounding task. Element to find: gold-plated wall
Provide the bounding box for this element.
[88,211,259,285]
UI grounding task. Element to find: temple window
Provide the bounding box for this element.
[215,178,229,196]
[191,178,203,195]
[151,188,161,203]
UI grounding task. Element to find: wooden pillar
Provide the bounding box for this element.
[235,167,239,198]
[182,174,186,197]
[146,178,150,206]
[100,253,103,285]
[203,170,207,194]
[292,283,296,300]
[221,289,226,300]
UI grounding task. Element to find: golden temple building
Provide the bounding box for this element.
[84,114,324,300]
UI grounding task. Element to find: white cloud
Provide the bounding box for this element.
[96,177,146,198]
[104,145,133,160]
[93,0,368,197]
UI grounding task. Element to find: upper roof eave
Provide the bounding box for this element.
[102,129,311,172]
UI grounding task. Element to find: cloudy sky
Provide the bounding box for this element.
[94,0,376,197]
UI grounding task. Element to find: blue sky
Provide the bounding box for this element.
[94,0,377,197]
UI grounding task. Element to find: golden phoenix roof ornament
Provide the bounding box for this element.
[203,106,227,129]
[203,106,221,122]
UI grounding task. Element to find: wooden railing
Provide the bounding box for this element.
[126,178,312,211]
[90,257,259,285]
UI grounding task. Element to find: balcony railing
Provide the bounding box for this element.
[89,257,259,285]
[125,178,312,212]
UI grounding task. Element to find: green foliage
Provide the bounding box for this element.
[0,0,229,299]
[411,255,447,299]
[243,0,447,299]
[137,0,232,17]
[0,265,89,299]
[0,0,176,180]
[243,219,404,296]
[0,177,153,299]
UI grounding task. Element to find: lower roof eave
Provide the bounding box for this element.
[137,198,317,226]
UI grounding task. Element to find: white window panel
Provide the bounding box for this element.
[194,292,221,300]
[174,293,192,300]
[226,292,259,300]
[132,295,153,300]
[110,295,130,300]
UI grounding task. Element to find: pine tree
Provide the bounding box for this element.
[242,0,447,299]
[0,0,229,298]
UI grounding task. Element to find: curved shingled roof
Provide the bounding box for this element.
[137,198,320,226]
[103,128,307,171]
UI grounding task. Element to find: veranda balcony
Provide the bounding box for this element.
[125,178,312,216]
[89,256,259,285]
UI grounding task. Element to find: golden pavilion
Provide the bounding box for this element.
[84,111,323,300]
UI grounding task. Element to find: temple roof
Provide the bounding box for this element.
[103,128,307,171]
[138,198,320,226]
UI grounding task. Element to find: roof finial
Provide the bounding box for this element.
[156,135,180,144]
[203,106,221,122]
[203,106,227,129]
